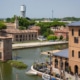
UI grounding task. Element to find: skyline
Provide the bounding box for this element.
[0,0,80,18]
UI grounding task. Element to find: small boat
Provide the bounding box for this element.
[25,70,37,75]
[42,73,56,80]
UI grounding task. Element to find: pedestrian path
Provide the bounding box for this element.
[52,67,80,80]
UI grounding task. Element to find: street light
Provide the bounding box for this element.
[48,52,52,80]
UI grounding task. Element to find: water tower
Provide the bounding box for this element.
[20,5,26,18]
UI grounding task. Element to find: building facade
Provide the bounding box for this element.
[52,21,80,75]
[52,49,69,72]
[2,29,38,42]
[0,37,12,61]
[3,18,38,42]
[68,22,80,74]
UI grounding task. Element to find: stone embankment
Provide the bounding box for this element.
[12,41,68,50]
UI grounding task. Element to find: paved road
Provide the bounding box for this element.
[12,41,68,49]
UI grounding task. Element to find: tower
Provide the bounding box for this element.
[15,16,19,29]
[20,5,26,18]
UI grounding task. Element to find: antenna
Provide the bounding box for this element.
[52,9,53,20]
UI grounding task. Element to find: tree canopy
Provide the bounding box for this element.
[36,21,66,36]
[6,16,35,29]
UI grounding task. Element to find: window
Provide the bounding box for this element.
[72,29,74,36]
[16,35,18,38]
[20,35,22,38]
[72,50,74,57]
[74,37,78,43]
[78,51,80,58]
[0,52,2,59]
[32,34,33,37]
[79,29,80,36]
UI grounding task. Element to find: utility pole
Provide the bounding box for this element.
[52,9,53,21]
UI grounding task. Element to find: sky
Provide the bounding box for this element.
[0,0,80,18]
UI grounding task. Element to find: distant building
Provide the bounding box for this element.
[29,26,41,35]
[54,27,69,40]
[0,36,12,61]
[2,18,38,42]
[2,29,38,42]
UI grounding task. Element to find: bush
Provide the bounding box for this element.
[47,35,57,40]
[7,60,27,69]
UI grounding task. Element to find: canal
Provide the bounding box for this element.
[0,44,68,80]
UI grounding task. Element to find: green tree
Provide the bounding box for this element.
[36,21,66,36]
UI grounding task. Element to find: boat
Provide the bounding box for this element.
[25,70,37,75]
[42,73,56,80]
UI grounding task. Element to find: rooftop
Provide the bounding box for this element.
[0,36,12,39]
[4,23,15,29]
[68,21,80,26]
[3,29,37,34]
[29,26,40,30]
[53,49,68,58]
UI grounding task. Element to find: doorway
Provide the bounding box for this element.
[74,65,78,74]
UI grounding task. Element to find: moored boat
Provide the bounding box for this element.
[42,73,56,80]
[25,70,37,75]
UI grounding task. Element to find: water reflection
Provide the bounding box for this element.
[0,63,12,80]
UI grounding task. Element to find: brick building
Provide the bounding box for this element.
[2,19,38,42]
[52,21,80,75]
[2,29,38,42]
[29,26,41,35]
[0,36,12,61]
[52,26,69,40]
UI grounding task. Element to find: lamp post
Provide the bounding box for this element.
[48,52,52,80]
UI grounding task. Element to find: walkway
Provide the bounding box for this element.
[12,41,68,49]
[52,67,80,80]
[41,50,61,55]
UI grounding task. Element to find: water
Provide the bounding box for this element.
[0,44,68,80]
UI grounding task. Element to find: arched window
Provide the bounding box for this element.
[55,59,58,68]
[74,65,78,74]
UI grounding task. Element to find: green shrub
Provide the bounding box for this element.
[7,60,27,69]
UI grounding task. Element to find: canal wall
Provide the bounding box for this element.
[12,41,68,50]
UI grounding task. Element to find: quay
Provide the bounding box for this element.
[12,41,68,50]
